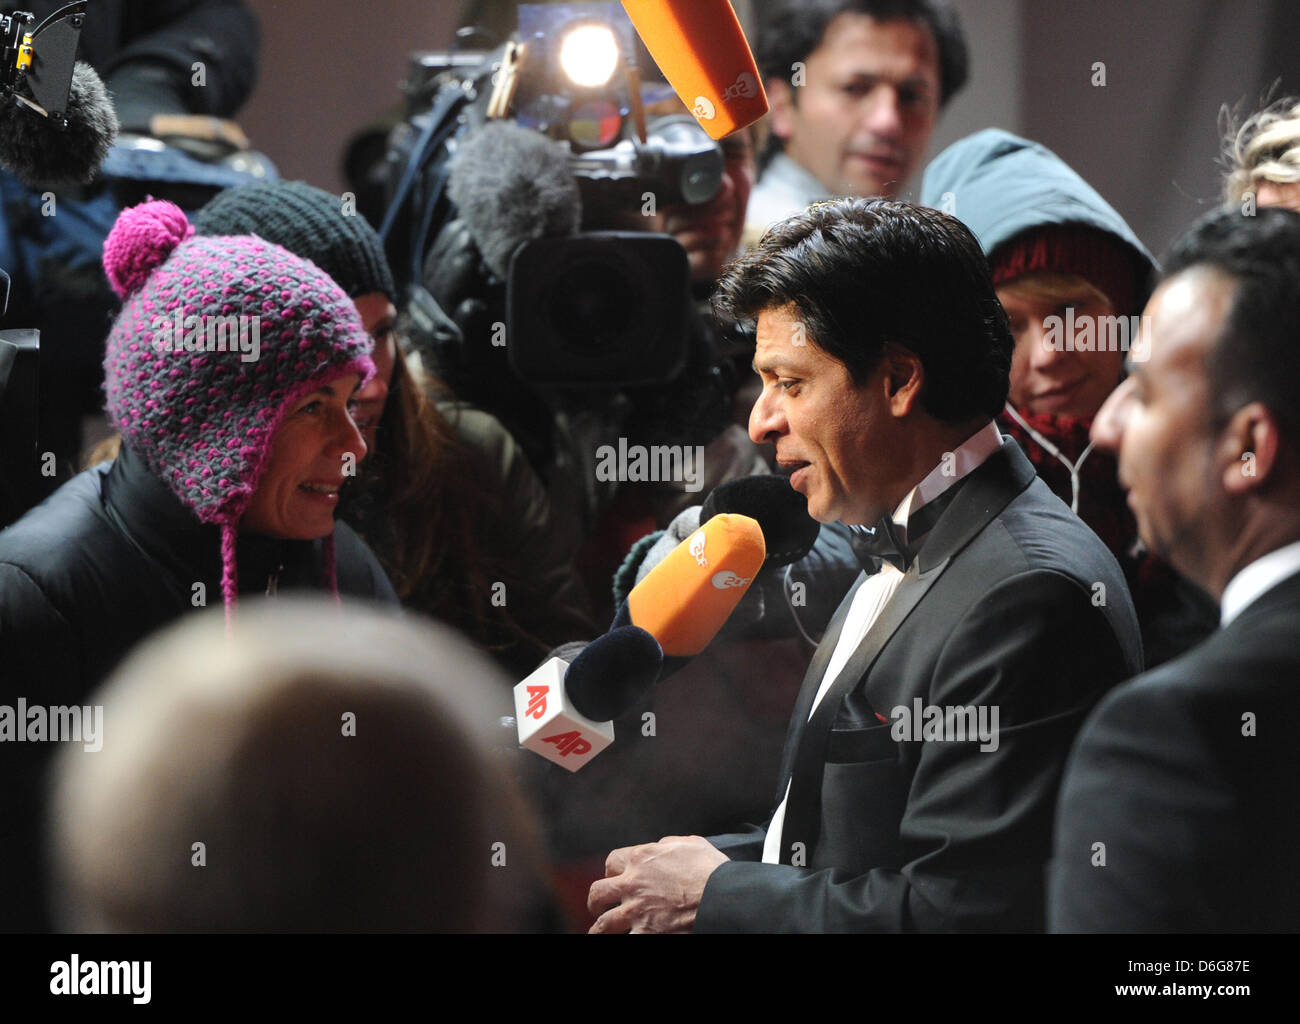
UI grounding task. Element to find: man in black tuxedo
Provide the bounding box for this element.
[586,199,1143,933]
[1050,207,1300,932]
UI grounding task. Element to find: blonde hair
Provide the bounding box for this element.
[1222,95,1300,205]
[995,271,1113,310]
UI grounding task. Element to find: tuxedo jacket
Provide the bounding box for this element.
[1049,570,1300,932]
[696,439,1143,933]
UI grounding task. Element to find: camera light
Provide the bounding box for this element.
[559,23,620,89]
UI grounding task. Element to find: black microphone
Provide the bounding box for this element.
[446,121,581,280]
[701,474,821,569]
[612,473,821,609]
[564,625,663,723]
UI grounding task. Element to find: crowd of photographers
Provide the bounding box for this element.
[2,0,1299,933]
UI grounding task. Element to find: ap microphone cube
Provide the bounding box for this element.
[513,657,615,772]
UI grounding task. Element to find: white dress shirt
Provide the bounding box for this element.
[1219,538,1300,626]
[761,422,1004,864]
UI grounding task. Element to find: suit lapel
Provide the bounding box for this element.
[774,573,865,795]
[828,555,952,715]
[777,439,1037,865]
[778,555,950,862]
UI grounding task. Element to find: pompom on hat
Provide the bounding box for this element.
[102,198,375,620]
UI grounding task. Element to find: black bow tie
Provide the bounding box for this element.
[851,517,915,574]
[848,483,965,575]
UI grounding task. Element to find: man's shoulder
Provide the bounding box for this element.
[929,464,1141,671]
[953,471,1127,590]
[1053,577,1300,931]
[1092,574,1300,720]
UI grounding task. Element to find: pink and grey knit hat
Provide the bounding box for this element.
[101,199,375,614]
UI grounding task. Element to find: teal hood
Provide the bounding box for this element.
[921,129,1156,308]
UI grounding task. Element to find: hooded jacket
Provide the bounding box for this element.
[921,129,1215,667]
[0,443,396,932]
[920,128,1156,295]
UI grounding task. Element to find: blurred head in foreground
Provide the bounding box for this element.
[48,598,552,932]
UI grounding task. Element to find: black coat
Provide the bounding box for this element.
[0,443,397,932]
[696,440,1144,933]
[1050,569,1300,932]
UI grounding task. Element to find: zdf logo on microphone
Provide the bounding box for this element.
[722,71,759,101]
[712,570,752,590]
[694,72,760,121]
[690,530,709,568]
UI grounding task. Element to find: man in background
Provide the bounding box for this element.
[746,0,968,235]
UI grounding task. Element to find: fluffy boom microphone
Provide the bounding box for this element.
[620,0,769,139]
[0,62,118,186]
[446,121,581,280]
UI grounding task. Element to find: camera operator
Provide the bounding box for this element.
[385,7,771,617]
[369,10,826,923]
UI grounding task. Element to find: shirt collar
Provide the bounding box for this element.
[848,420,1002,536]
[1219,538,1300,625]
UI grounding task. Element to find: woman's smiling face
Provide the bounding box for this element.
[241,374,367,539]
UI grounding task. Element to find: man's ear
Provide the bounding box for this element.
[881,343,924,417]
[1220,401,1279,495]
[766,77,796,142]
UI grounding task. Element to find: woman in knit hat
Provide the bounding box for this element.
[921,129,1217,666]
[191,180,596,675]
[0,198,396,931]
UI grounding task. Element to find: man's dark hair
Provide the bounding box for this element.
[1164,206,1300,440]
[714,198,1012,422]
[758,0,969,106]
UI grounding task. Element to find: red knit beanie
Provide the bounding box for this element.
[990,224,1144,318]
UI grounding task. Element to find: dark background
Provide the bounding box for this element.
[237,0,1300,256]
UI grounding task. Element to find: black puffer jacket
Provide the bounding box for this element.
[0,442,396,933]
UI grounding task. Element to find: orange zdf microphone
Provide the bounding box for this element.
[620,0,769,140]
[628,512,765,655]
[514,515,761,771]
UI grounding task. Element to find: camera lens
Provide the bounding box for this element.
[547,257,637,352]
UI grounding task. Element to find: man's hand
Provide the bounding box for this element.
[587,835,728,934]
